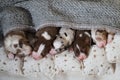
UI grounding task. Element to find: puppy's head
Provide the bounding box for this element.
[95,30,108,41]
[4,31,32,57]
[74,31,91,57]
[59,28,75,45]
[52,35,68,53]
[53,36,68,49]
[95,30,108,47]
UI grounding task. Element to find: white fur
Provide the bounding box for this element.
[83,45,114,75]
[106,34,120,63]
[53,28,75,52]
[108,34,113,40]
[84,32,90,37]
[37,44,45,55]
[79,34,83,37]
[42,31,51,40]
[91,29,97,43]
[4,35,22,54]
[53,36,67,50]
[59,28,75,45]
[76,44,80,51]
[20,44,32,56]
[4,35,32,56]
[53,40,62,49]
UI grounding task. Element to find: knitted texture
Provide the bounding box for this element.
[0,6,34,35]
[14,0,120,29]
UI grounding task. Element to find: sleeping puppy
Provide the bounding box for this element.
[71,30,92,61]
[1,6,36,59]
[91,29,115,48]
[107,30,115,43]
[32,26,60,60]
[49,27,75,55]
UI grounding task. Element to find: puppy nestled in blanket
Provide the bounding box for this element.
[1,6,36,74]
[32,25,75,60]
[1,6,36,59]
[32,26,60,60]
[83,29,116,75]
[50,27,75,55]
[0,8,118,78]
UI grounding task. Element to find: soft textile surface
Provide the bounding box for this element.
[0,35,120,80]
[0,48,22,75]
[14,0,120,29]
[83,45,114,75]
[106,34,120,63]
[0,0,120,80]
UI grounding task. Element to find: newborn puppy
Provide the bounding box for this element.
[1,6,36,59]
[92,29,115,48]
[32,26,60,60]
[91,29,108,48]
[49,27,75,55]
[72,30,92,61]
[107,30,115,43]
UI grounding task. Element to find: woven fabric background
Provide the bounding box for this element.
[0,0,120,80]
[14,0,120,28]
[0,0,120,47]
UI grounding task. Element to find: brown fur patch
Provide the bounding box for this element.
[34,26,60,57]
[72,30,92,57]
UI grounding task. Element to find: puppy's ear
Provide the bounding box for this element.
[64,32,68,37]
[7,30,26,38]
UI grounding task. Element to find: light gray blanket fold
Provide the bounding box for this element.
[13,0,120,30]
[0,6,34,36]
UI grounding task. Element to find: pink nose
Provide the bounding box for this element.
[49,48,57,55]
[77,53,87,61]
[97,41,106,48]
[7,53,15,59]
[32,51,42,60]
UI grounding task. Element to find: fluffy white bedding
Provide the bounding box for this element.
[0,34,120,80]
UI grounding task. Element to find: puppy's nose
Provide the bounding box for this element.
[31,51,42,60]
[49,48,57,55]
[77,53,87,61]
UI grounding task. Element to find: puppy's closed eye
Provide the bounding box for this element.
[59,36,62,38]
[64,33,67,37]
[14,44,18,48]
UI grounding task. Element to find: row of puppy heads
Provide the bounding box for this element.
[2,6,115,62]
[4,25,115,61]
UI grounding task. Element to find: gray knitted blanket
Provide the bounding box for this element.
[0,0,120,28]
[14,0,120,29]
